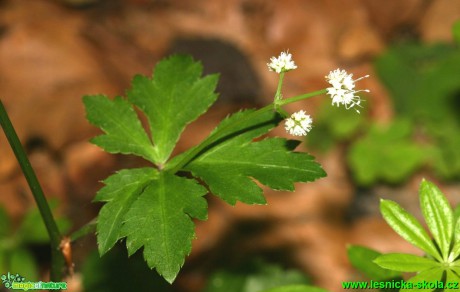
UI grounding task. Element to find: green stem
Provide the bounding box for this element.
[278,89,327,106]
[166,88,327,174]
[69,218,97,242]
[0,99,64,281]
[274,72,285,105]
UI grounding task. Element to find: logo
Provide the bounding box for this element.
[1,273,67,291]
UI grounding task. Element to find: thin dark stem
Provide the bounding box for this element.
[0,99,64,281]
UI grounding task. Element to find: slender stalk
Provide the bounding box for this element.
[0,99,64,281]
[166,88,327,174]
[70,218,97,242]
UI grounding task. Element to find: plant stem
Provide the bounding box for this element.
[69,218,97,242]
[0,99,64,281]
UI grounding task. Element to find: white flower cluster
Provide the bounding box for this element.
[267,51,370,136]
[267,51,297,74]
[284,110,313,136]
[325,69,369,113]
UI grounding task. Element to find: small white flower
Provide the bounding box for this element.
[267,51,297,73]
[285,110,313,136]
[325,69,369,113]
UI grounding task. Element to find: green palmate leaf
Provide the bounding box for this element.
[128,55,219,164]
[185,137,325,205]
[83,95,156,163]
[419,179,454,260]
[121,172,208,283]
[402,267,443,292]
[95,168,158,255]
[380,199,441,261]
[347,245,401,280]
[374,253,439,272]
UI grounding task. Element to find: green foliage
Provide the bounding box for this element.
[127,55,219,164]
[82,247,172,292]
[375,42,460,181]
[347,245,401,281]
[85,55,326,283]
[374,180,460,289]
[0,202,69,281]
[347,119,425,186]
[307,101,365,151]
[203,260,311,292]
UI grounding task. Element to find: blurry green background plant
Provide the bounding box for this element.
[0,200,69,281]
[308,29,460,186]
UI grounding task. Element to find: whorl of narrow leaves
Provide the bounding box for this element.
[84,55,326,283]
[374,179,460,286]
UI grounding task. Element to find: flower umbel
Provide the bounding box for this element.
[285,110,313,136]
[267,51,297,74]
[326,69,369,113]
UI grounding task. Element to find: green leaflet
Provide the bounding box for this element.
[121,172,208,283]
[347,245,401,280]
[419,179,454,260]
[373,253,439,272]
[94,168,158,255]
[186,137,326,205]
[127,55,219,164]
[165,108,283,172]
[379,199,441,261]
[402,268,443,292]
[83,95,157,163]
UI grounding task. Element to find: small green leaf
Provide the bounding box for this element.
[347,120,425,186]
[262,285,329,292]
[127,55,219,163]
[402,267,443,292]
[121,172,208,283]
[380,199,441,261]
[374,253,439,272]
[83,95,156,163]
[419,179,453,260]
[17,200,70,244]
[95,168,158,255]
[186,137,325,205]
[347,245,401,280]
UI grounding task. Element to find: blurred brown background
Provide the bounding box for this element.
[0,0,459,291]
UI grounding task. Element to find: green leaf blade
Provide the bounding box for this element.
[95,168,158,255]
[374,253,440,272]
[347,245,401,280]
[128,55,219,164]
[186,137,326,205]
[121,172,208,283]
[380,199,441,261]
[83,95,156,163]
[401,267,443,292]
[419,179,454,260]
